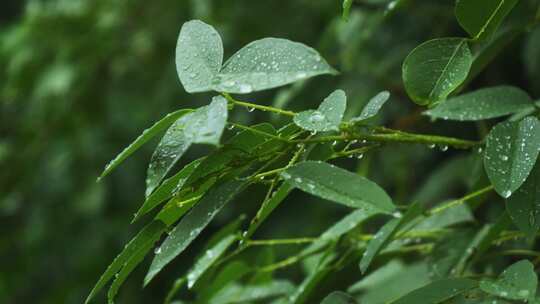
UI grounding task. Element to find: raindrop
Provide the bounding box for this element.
[247,107,255,112]
[502,190,512,198]
[154,247,162,255]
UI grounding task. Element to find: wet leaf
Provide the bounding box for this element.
[425,86,533,121]
[480,260,537,301]
[321,291,357,304]
[212,38,337,94]
[455,0,518,40]
[146,96,228,196]
[352,91,391,121]
[360,202,424,273]
[133,159,201,222]
[293,89,347,132]
[98,109,191,180]
[144,179,247,285]
[210,280,295,304]
[484,116,540,198]
[402,38,472,105]
[176,20,223,93]
[390,278,477,304]
[282,161,395,213]
[85,221,166,304]
[186,234,236,289]
[507,163,540,236]
[303,208,379,256]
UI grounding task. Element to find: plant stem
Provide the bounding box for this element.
[293,132,479,149]
[247,237,317,246]
[428,185,494,215]
[223,93,296,117]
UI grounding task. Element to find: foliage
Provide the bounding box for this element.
[3,0,540,303]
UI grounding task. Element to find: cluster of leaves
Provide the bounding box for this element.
[86,1,540,303]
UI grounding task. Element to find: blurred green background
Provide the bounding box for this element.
[1,0,538,303]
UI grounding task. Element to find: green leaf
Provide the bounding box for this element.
[212,38,337,94]
[402,38,472,105]
[133,159,201,222]
[107,239,154,304]
[181,123,277,189]
[211,281,295,304]
[455,0,518,40]
[303,208,379,256]
[507,163,540,236]
[144,179,247,285]
[282,161,395,213]
[186,234,236,289]
[246,182,293,238]
[390,278,477,304]
[290,250,336,304]
[146,96,228,196]
[321,291,357,304]
[424,86,533,121]
[349,261,431,302]
[293,90,347,132]
[360,202,424,273]
[484,116,540,198]
[352,91,391,121]
[197,261,251,303]
[85,221,166,304]
[480,260,538,301]
[176,20,223,93]
[342,0,354,21]
[98,109,191,181]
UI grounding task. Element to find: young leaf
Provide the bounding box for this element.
[133,159,201,222]
[507,163,540,236]
[455,0,518,40]
[402,38,472,105]
[352,91,391,121]
[98,109,191,181]
[85,221,166,304]
[212,38,337,94]
[484,116,540,198]
[424,86,533,121]
[144,179,247,285]
[146,96,228,196]
[479,260,537,301]
[390,278,477,304]
[322,291,357,304]
[293,89,347,132]
[360,202,424,273]
[176,20,224,93]
[186,234,236,289]
[282,161,395,213]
